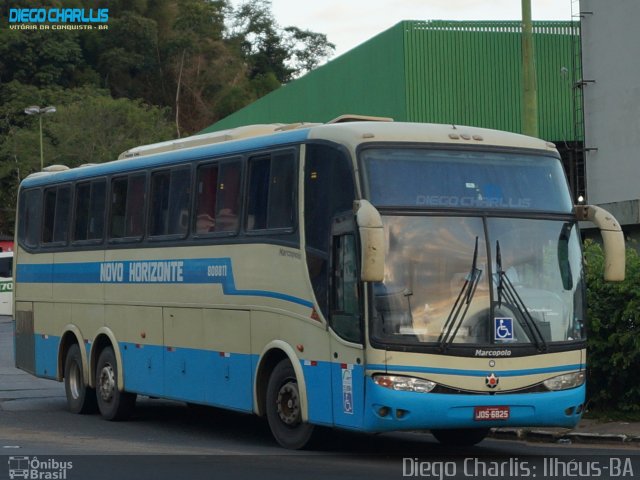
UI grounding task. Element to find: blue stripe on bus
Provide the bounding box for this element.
[366,363,585,377]
[16,258,314,308]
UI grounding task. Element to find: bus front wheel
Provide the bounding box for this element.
[95,346,136,421]
[64,343,97,414]
[431,427,490,446]
[266,359,315,449]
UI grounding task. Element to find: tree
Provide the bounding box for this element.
[163,0,238,136]
[228,0,335,87]
[283,26,335,75]
[0,83,173,235]
[0,29,88,88]
[584,240,640,413]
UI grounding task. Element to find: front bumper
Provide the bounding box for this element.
[363,377,585,432]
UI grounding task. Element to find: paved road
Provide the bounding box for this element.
[1,316,638,480]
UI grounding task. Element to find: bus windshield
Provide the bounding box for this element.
[361,148,573,212]
[371,216,585,348]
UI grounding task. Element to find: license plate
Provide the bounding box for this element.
[474,406,510,421]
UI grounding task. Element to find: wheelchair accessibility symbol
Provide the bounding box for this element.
[494,317,514,341]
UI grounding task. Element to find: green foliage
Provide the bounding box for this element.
[228,0,334,84]
[584,239,640,413]
[0,29,86,87]
[283,26,336,74]
[0,83,173,234]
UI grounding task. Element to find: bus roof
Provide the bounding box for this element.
[20,120,557,189]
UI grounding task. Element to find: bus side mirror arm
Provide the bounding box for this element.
[355,200,385,282]
[576,205,626,281]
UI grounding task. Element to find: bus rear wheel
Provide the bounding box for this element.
[64,343,97,414]
[266,359,315,449]
[95,346,136,421]
[431,427,489,446]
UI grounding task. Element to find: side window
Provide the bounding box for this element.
[331,233,361,342]
[149,167,191,237]
[74,180,106,242]
[334,234,359,315]
[246,151,295,231]
[110,173,147,240]
[0,257,11,278]
[194,161,241,234]
[42,185,71,245]
[18,189,42,249]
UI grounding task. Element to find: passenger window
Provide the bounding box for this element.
[194,161,241,234]
[247,152,295,231]
[195,164,218,234]
[42,185,71,245]
[18,189,42,249]
[216,162,241,232]
[74,180,106,242]
[149,167,191,237]
[110,174,147,240]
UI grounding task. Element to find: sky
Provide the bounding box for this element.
[251,0,574,58]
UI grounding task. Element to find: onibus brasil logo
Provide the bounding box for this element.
[8,7,109,30]
[8,456,73,480]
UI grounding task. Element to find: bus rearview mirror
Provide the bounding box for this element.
[575,205,626,281]
[355,200,385,282]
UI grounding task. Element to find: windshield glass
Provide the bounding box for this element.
[371,216,585,347]
[362,148,573,213]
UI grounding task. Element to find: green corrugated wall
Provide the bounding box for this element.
[403,21,576,141]
[203,20,578,142]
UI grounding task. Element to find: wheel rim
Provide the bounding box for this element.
[68,360,82,400]
[276,380,301,426]
[98,362,116,403]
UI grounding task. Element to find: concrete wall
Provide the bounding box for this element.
[582,0,640,209]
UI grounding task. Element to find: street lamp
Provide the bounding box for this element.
[24,105,56,171]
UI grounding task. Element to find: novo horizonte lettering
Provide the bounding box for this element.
[9,8,109,23]
[99,261,185,283]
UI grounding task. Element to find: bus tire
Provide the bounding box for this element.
[95,346,136,421]
[266,359,315,449]
[431,427,489,446]
[64,344,97,414]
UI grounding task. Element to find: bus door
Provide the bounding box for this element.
[329,214,365,429]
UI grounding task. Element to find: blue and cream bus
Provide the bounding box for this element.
[13,117,625,448]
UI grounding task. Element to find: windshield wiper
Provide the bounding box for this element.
[496,240,504,307]
[439,237,483,352]
[495,241,547,352]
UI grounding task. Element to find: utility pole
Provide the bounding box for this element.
[521,0,539,137]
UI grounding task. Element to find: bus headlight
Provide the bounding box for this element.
[373,374,437,393]
[543,371,585,391]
